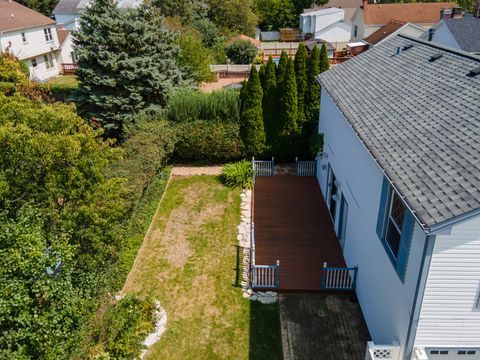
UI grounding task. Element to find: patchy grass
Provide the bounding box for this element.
[46,75,78,86]
[123,176,282,359]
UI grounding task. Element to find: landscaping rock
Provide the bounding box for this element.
[140,300,167,359]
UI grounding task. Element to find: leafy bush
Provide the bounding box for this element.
[225,40,258,64]
[174,120,242,163]
[167,89,240,123]
[221,160,253,189]
[49,83,78,102]
[89,295,156,359]
[0,54,29,83]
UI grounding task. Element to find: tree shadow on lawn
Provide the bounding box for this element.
[249,301,283,360]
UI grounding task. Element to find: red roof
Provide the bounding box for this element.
[364,20,406,44]
[56,28,70,47]
[0,0,55,32]
[363,2,457,25]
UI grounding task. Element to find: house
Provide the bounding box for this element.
[316,35,480,359]
[0,0,61,81]
[425,15,480,55]
[351,0,458,41]
[56,28,77,74]
[299,7,356,49]
[364,20,426,46]
[53,0,143,30]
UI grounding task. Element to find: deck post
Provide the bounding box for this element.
[272,157,275,176]
[276,259,280,288]
[295,156,298,176]
[352,266,358,289]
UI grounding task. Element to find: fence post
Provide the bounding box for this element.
[295,156,298,176]
[352,266,358,289]
[272,157,275,175]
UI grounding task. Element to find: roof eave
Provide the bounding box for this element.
[0,21,56,33]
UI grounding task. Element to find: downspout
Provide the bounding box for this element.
[404,235,435,359]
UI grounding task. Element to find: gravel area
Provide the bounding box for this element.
[171,166,224,176]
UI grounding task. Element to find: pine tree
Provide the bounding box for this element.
[279,58,298,137]
[294,42,308,127]
[74,1,187,138]
[319,41,330,73]
[276,51,288,84]
[304,44,321,130]
[262,57,277,144]
[240,67,266,156]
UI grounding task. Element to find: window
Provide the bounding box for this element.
[385,191,405,259]
[21,32,27,43]
[354,25,358,38]
[376,177,414,281]
[31,58,37,68]
[44,28,53,42]
[70,51,78,63]
[44,54,54,70]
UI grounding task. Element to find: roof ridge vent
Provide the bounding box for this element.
[429,53,443,62]
[468,65,480,77]
[403,44,414,51]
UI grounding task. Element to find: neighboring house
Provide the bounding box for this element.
[351,0,458,41]
[53,0,142,30]
[365,20,426,46]
[299,7,355,49]
[0,0,61,81]
[56,28,77,74]
[305,0,362,13]
[425,15,480,55]
[316,35,480,359]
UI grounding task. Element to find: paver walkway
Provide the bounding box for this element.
[280,294,370,360]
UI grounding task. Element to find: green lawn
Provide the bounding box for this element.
[123,176,283,359]
[46,75,78,87]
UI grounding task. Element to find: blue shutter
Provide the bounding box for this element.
[396,211,414,282]
[376,177,390,240]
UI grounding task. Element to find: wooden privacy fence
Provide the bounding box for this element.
[295,157,316,176]
[322,263,357,291]
[252,157,275,177]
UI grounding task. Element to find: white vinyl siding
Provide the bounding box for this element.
[415,214,480,347]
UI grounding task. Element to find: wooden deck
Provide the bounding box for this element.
[254,176,346,292]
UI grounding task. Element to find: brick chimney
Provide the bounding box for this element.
[361,0,368,9]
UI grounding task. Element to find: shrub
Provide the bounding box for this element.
[0,54,29,83]
[221,160,253,189]
[225,40,258,64]
[167,89,240,123]
[174,120,242,163]
[49,83,78,102]
[89,295,156,359]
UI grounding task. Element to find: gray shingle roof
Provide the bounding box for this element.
[318,35,480,229]
[53,0,82,15]
[444,17,480,53]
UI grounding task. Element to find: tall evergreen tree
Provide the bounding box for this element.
[319,41,330,73]
[294,42,308,127]
[262,57,277,143]
[240,67,266,156]
[74,0,187,137]
[304,44,321,130]
[259,63,267,88]
[279,58,298,136]
[276,51,288,84]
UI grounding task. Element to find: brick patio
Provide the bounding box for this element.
[280,293,370,360]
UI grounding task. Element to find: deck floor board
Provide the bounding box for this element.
[254,175,345,291]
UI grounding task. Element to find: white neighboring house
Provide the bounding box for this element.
[53,0,143,30]
[0,0,61,81]
[316,34,480,360]
[299,7,353,49]
[56,28,76,65]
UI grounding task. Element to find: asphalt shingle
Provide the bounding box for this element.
[443,17,480,54]
[318,35,480,229]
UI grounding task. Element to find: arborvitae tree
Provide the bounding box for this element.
[304,44,321,130]
[75,1,187,138]
[276,50,288,84]
[262,57,277,143]
[259,63,266,88]
[294,42,308,127]
[319,41,330,73]
[279,58,298,136]
[240,67,266,156]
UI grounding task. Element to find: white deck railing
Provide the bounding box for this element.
[322,263,357,290]
[365,342,401,360]
[295,157,316,176]
[252,157,275,177]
